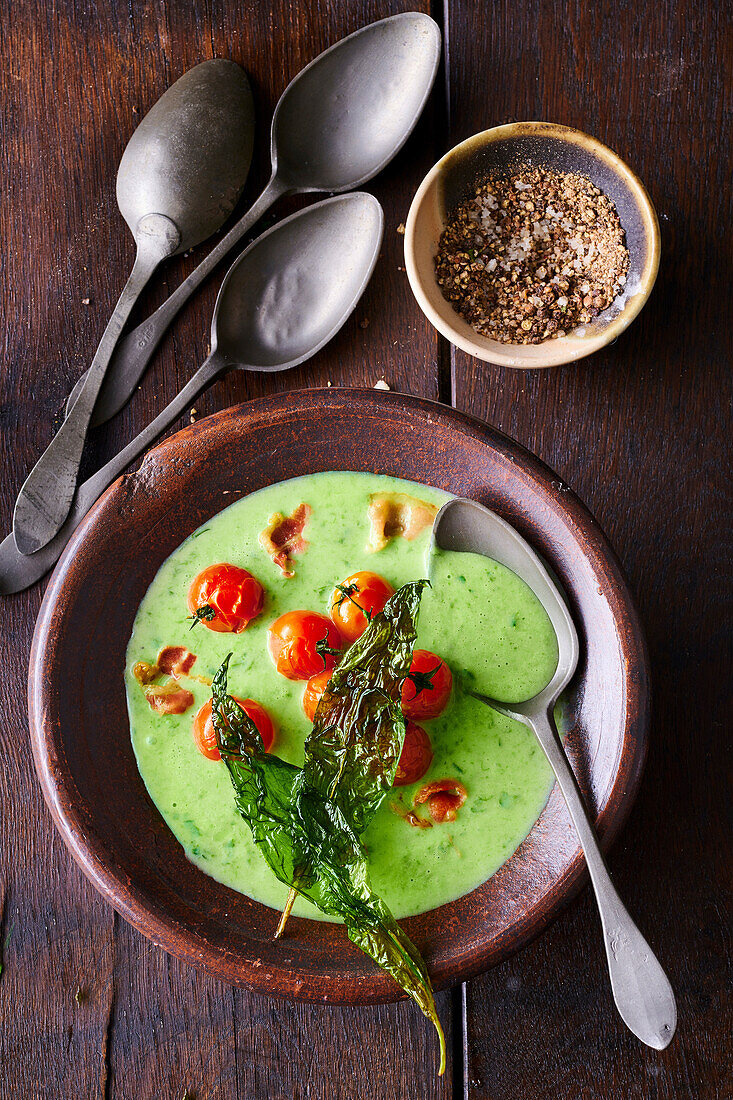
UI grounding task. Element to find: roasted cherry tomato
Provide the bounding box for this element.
[401,650,452,720]
[187,563,264,633]
[302,668,332,721]
[192,697,275,760]
[329,571,395,642]
[394,721,433,786]
[267,610,343,681]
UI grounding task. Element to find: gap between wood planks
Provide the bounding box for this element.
[429,3,467,1098]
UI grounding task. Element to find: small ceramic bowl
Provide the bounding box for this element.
[404,122,660,368]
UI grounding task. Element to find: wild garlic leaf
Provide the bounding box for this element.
[302,579,428,834]
[211,582,445,1074]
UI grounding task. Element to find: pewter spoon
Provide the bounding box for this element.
[13,59,255,556]
[0,193,383,595]
[65,12,441,427]
[430,497,677,1050]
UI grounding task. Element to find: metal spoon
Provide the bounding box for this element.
[65,12,441,428]
[0,193,383,595]
[12,59,255,556]
[431,497,677,1050]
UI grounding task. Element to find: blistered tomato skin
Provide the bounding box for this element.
[192,697,276,760]
[394,722,433,787]
[329,571,395,642]
[302,669,332,721]
[268,610,344,681]
[187,563,265,633]
[401,650,453,721]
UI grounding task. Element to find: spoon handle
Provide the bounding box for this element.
[65,174,289,427]
[0,355,223,596]
[527,707,677,1049]
[12,214,181,556]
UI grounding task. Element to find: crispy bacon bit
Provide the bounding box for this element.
[143,682,195,715]
[413,778,467,824]
[133,646,198,713]
[366,492,437,553]
[156,646,197,679]
[259,503,312,577]
[390,800,433,828]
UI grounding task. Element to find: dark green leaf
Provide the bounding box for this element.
[303,580,428,834]
[210,582,445,1074]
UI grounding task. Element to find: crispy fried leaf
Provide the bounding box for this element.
[212,656,306,888]
[303,580,428,834]
[211,582,445,1074]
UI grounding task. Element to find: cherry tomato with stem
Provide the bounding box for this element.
[268,610,343,681]
[187,563,264,634]
[329,571,395,642]
[192,697,275,760]
[401,650,452,720]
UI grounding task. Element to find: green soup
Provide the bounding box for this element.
[126,472,558,920]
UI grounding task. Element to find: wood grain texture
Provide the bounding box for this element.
[0,0,729,1097]
[445,1,732,1097]
[0,2,451,1098]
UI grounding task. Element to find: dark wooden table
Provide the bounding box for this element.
[1,2,730,1097]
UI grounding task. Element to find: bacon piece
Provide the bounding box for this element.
[143,682,195,715]
[366,492,437,553]
[413,778,467,824]
[156,646,197,678]
[259,503,312,578]
[133,646,198,713]
[390,800,433,829]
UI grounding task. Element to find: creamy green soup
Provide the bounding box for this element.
[126,472,558,920]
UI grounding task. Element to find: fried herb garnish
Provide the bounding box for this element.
[304,580,428,834]
[211,581,445,1074]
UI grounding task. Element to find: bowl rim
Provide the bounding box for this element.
[27,388,651,1003]
[404,120,661,368]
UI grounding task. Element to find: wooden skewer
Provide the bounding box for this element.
[274,886,298,939]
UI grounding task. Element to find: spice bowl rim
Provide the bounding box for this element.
[404,120,660,369]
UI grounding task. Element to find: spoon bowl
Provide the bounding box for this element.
[214,192,383,370]
[432,497,676,1050]
[431,496,579,708]
[12,60,255,555]
[272,12,441,192]
[117,58,255,253]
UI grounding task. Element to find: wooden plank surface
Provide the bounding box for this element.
[0,3,452,1099]
[0,0,729,1098]
[445,2,732,1098]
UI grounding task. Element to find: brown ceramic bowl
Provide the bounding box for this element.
[404,122,660,368]
[28,389,649,1003]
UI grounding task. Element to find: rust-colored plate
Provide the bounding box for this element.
[28,389,649,1004]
